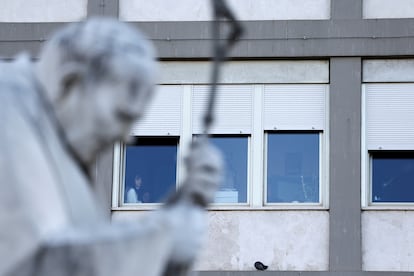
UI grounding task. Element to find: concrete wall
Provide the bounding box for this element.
[0,0,86,22]
[159,61,329,84]
[362,211,414,271]
[363,0,414,19]
[363,59,414,83]
[119,0,330,21]
[112,211,329,271]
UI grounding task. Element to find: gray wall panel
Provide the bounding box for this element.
[88,0,119,17]
[329,58,362,271]
[331,0,362,19]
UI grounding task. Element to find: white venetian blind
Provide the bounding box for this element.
[264,84,326,130]
[366,83,414,150]
[192,85,253,134]
[130,85,182,136]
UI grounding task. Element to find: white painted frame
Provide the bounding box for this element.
[112,136,182,211]
[263,131,328,210]
[361,84,414,210]
[208,134,251,208]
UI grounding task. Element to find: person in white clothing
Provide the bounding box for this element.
[126,175,143,203]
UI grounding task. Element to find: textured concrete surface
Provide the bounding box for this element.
[363,59,414,83]
[159,61,329,85]
[362,211,414,271]
[196,211,329,271]
[0,0,86,22]
[120,0,330,21]
[363,0,414,18]
[113,210,329,271]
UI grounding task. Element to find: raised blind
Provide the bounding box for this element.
[192,85,253,134]
[264,84,326,130]
[366,83,414,150]
[130,85,182,136]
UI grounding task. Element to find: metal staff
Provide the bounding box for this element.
[203,0,244,134]
[164,3,243,275]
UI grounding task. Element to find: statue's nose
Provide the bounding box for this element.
[116,108,140,123]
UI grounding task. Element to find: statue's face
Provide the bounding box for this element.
[57,68,154,165]
[86,74,153,145]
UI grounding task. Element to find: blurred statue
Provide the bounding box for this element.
[0,18,223,276]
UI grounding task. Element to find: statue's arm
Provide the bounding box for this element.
[8,219,174,276]
[161,139,224,275]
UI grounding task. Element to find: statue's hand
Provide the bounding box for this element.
[161,138,223,275]
[167,137,224,207]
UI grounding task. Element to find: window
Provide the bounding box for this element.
[371,152,414,203]
[266,132,320,203]
[263,84,327,207]
[112,61,329,209]
[363,83,414,207]
[123,137,178,204]
[192,85,253,205]
[210,136,249,203]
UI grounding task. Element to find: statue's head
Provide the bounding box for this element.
[36,18,157,166]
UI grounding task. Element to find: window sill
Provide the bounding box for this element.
[363,203,414,210]
[112,203,329,211]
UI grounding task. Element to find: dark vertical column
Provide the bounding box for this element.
[329,58,362,271]
[331,0,362,19]
[87,0,119,18]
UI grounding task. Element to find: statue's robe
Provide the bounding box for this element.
[0,57,173,276]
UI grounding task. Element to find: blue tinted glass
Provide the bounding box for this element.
[124,137,177,204]
[372,153,414,202]
[210,136,248,203]
[267,133,319,203]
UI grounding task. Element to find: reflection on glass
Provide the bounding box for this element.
[124,137,178,204]
[372,152,414,203]
[267,133,319,203]
[210,136,248,203]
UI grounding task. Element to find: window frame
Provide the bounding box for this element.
[112,136,182,210]
[263,131,327,208]
[362,84,414,209]
[197,134,252,207]
[364,151,414,209]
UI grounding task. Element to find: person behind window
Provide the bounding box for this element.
[126,175,143,203]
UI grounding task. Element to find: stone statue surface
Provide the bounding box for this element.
[0,18,223,276]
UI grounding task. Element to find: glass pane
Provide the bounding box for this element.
[372,152,414,203]
[123,137,178,204]
[210,136,248,203]
[267,133,319,203]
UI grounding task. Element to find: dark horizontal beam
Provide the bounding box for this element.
[0,41,44,59]
[150,37,414,58]
[1,19,414,58]
[2,19,412,42]
[136,19,414,58]
[136,19,414,41]
[197,272,414,276]
[0,23,64,42]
